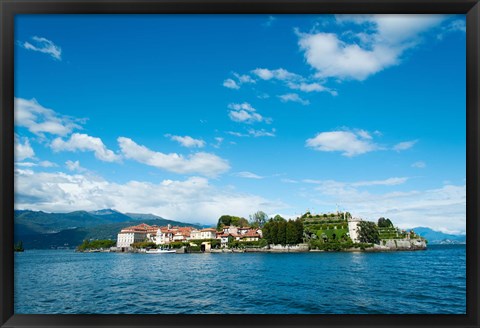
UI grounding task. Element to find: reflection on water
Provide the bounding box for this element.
[15,245,466,314]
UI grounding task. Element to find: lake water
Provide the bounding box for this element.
[14,245,466,314]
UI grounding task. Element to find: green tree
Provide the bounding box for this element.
[285,220,297,245]
[294,219,304,244]
[217,215,249,230]
[273,214,285,222]
[277,220,287,245]
[262,220,272,242]
[377,217,393,228]
[249,211,268,228]
[270,221,279,244]
[357,221,380,244]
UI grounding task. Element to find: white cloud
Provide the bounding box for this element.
[297,15,446,81]
[287,82,338,96]
[117,137,230,178]
[14,135,35,161]
[51,133,121,162]
[393,140,418,151]
[278,93,310,105]
[14,98,82,137]
[304,178,465,234]
[234,171,264,179]
[303,176,408,187]
[233,73,256,84]
[223,73,256,90]
[356,129,372,140]
[227,102,270,124]
[251,68,302,81]
[14,169,286,224]
[437,19,466,40]
[65,160,87,172]
[306,130,379,157]
[351,177,408,187]
[223,78,240,89]
[227,131,249,137]
[248,128,276,137]
[15,161,57,168]
[412,161,426,168]
[213,137,224,148]
[167,135,205,148]
[21,36,62,60]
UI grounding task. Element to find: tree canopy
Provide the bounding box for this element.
[249,211,268,228]
[262,218,303,245]
[216,215,249,230]
[357,221,380,244]
[377,217,393,228]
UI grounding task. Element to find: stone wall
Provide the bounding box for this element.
[372,239,427,251]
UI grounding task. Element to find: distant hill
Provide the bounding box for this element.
[14,209,202,249]
[15,209,133,235]
[125,212,166,221]
[410,227,466,245]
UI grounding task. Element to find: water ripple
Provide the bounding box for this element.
[14,245,465,314]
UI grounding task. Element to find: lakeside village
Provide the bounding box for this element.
[77,211,428,253]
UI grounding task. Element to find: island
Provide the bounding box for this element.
[77,211,427,253]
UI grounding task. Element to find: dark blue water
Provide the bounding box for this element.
[14,245,466,314]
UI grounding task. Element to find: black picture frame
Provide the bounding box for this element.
[1,0,478,327]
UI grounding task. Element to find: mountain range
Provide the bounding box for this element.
[410,227,466,245]
[14,209,201,249]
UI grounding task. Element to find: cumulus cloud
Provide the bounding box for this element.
[306,130,380,157]
[223,78,240,89]
[227,102,270,124]
[118,137,230,178]
[297,15,446,81]
[14,135,35,161]
[393,140,418,151]
[303,178,465,234]
[14,169,285,224]
[14,98,82,137]
[252,68,303,81]
[166,134,205,148]
[20,36,62,60]
[223,73,256,90]
[51,133,121,162]
[65,160,87,172]
[234,73,256,84]
[278,93,310,105]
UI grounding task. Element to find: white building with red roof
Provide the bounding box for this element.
[116,223,152,248]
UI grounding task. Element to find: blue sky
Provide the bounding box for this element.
[13,14,466,233]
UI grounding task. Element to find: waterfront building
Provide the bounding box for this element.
[218,233,234,247]
[238,230,261,242]
[198,228,217,239]
[155,227,174,245]
[347,217,362,243]
[116,223,152,248]
[222,226,238,235]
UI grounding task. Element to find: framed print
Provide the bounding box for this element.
[1,0,479,327]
